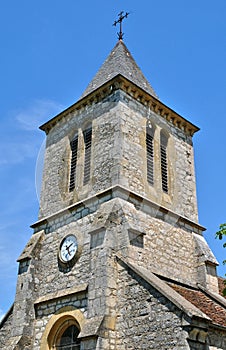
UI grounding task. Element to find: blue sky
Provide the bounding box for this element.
[0,1,225,319]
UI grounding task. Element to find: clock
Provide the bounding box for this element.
[59,234,78,263]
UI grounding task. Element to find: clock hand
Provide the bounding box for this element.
[66,243,73,255]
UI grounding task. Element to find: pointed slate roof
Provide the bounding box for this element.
[81,40,158,99]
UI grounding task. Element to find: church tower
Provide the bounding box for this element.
[1,19,226,350]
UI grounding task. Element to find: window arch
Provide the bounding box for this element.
[40,309,85,350]
[68,124,93,192]
[54,321,80,350]
[160,131,169,193]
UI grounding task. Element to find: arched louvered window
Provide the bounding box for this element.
[55,324,80,350]
[83,127,92,185]
[69,135,78,192]
[160,131,168,193]
[146,123,155,185]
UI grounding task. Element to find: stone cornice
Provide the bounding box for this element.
[31,185,205,235]
[40,75,199,136]
[34,284,88,305]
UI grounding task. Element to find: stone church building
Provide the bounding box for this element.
[0,37,226,349]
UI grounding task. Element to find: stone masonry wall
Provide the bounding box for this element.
[39,90,198,223]
[118,91,198,222]
[116,260,190,350]
[35,197,203,300]
[208,328,226,350]
[0,197,223,349]
[115,199,200,287]
[39,92,121,219]
[0,311,13,349]
[33,293,87,350]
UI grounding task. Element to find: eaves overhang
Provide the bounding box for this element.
[39,74,200,136]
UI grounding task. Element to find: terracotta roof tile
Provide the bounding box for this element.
[170,283,226,328]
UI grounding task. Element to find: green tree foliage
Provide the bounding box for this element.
[216,223,226,295]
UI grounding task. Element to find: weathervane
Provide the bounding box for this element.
[113,11,129,40]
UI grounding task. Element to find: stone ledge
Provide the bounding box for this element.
[31,185,206,236]
[34,284,88,305]
[194,234,219,266]
[78,316,104,339]
[78,315,116,339]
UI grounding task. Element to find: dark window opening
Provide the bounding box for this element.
[128,230,144,248]
[160,132,168,193]
[83,128,92,185]
[18,259,30,274]
[69,136,78,192]
[56,325,80,350]
[146,131,154,185]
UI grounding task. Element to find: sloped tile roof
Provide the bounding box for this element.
[81,40,157,99]
[170,283,226,328]
[117,255,226,328]
[117,255,210,321]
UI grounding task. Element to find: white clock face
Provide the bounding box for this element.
[60,235,78,263]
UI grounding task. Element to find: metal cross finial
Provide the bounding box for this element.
[113,11,129,40]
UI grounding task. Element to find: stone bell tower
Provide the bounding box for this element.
[1,30,226,350]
